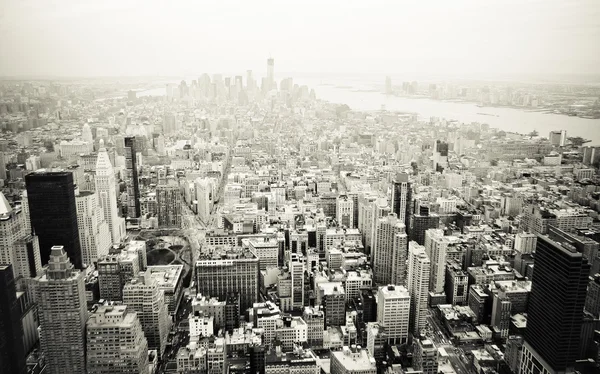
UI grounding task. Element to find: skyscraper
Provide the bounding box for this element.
[95,147,126,244]
[36,246,88,374]
[376,285,410,345]
[267,57,275,90]
[372,213,406,285]
[0,151,7,180]
[407,242,431,335]
[0,191,42,283]
[86,305,149,374]
[520,234,590,374]
[76,190,112,267]
[25,170,83,269]
[390,172,411,227]
[0,264,27,374]
[123,272,171,357]
[290,253,305,309]
[156,178,182,229]
[124,137,141,218]
[424,229,449,294]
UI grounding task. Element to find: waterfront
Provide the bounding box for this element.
[139,77,600,144]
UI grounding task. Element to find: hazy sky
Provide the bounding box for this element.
[1,0,599,78]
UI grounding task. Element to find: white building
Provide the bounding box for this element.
[407,242,431,335]
[95,148,126,244]
[75,190,111,267]
[376,285,410,345]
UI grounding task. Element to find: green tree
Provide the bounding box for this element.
[568,136,591,147]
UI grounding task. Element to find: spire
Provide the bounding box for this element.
[95,148,114,176]
[0,191,13,218]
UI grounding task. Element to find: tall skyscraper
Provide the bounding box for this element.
[76,190,112,267]
[86,305,149,374]
[156,178,182,229]
[25,171,83,269]
[290,253,305,309]
[124,137,141,218]
[267,57,275,90]
[372,213,406,285]
[424,229,448,294]
[95,147,126,244]
[376,285,410,345]
[0,151,7,180]
[0,264,27,374]
[520,234,590,374]
[390,172,411,227]
[0,191,42,283]
[36,246,88,374]
[407,242,431,335]
[123,272,170,357]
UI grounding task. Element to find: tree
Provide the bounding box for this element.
[528,130,538,138]
[568,136,592,147]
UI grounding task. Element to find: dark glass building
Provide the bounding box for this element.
[0,264,27,374]
[124,136,141,218]
[391,172,412,227]
[409,205,440,245]
[523,234,590,372]
[25,171,83,268]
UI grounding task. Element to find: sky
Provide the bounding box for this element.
[1,0,599,79]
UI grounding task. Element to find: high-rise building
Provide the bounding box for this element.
[0,151,7,180]
[124,137,141,218]
[520,234,590,374]
[413,339,438,374]
[95,147,126,244]
[407,242,430,335]
[123,272,171,357]
[194,177,213,224]
[424,229,449,294]
[390,172,412,227]
[548,130,567,147]
[376,285,410,345]
[76,190,111,267]
[0,191,42,284]
[290,253,304,309]
[336,194,355,228]
[25,171,83,269]
[267,58,275,90]
[196,248,259,311]
[36,246,88,374]
[0,264,27,374]
[410,204,440,245]
[372,213,406,285]
[86,305,149,374]
[585,274,600,316]
[156,178,182,229]
[97,249,140,301]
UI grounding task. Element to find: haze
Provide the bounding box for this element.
[1,0,599,79]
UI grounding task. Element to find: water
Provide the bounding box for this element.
[137,77,600,144]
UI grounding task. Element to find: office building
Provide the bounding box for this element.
[76,190,112,267]
[520,234,590,374]
[585,274,600,316]
[196,248,259,311]
[407,242,430,335]
[445,261,468,305]
[267,58,275,90]
[321,284,346,327]
[290,253,305,309]
[156,178,182,228]
[248,238,279,270]
[124,137,141,218]
[97,250,140,301]
[330,346,377,374]
[391,172,412,227]
[424,229,449,294]
[413,339,438,374]
[376,285,410,345]
[373,213,406,285]
[336,194,355,228]
[0,191,42,283]
[95,147,126,244]
[25,171,83,268]
[0,264,27,374]
[409,205,440,245]
[123,272,171,357]
[36,246,88,374]
[87,305,149,374]
[548,130,567,147]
